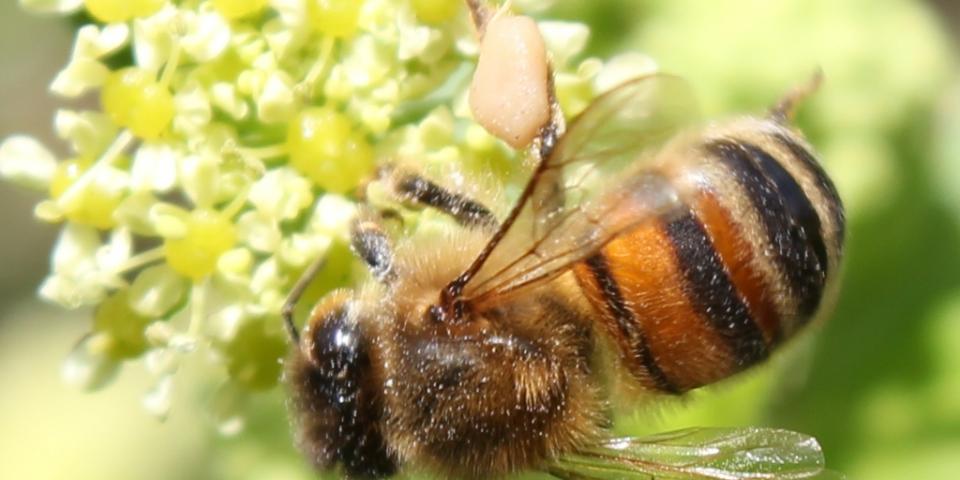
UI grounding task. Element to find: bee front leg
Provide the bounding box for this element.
[350,212,397,283]
[385,169,499,230]
[280,212,397,343]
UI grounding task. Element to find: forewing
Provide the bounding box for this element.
[546,427,842,480]
[463,74,698,302]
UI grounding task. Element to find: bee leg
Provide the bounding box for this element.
[281,256,328,345]
[770,69,824,123]
[351,213,397,283]
[465,0,492,33]
[465,0,566,162]
[281,214,397,343]
[390,171,499,230]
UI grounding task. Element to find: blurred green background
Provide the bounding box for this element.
[1,0,958,479]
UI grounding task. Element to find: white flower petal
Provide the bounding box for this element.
[132,6,178,73]
[0,136,57,191]
[236,69,263,97]
[251,257,282,293]
[145,347,180,376]
[248,167,312,220]
[251,51,278,71]
[211,382,247,437]
[51,223,101,274]
[50,57,109,98]
[397,22,435,62]
[233,26,269,65]
[251,258,286,312]
[149,203,190,239]
[132,143,179,193]
[54,110,119,158]
[143,374,174,420]
[145,321,175,347]
[211,82,250,120]
[308,194,357,240]
[40,224,109,307]
[323,65,353,100]
[74,23,130,59]
[57,165,130,220]
[96,228,133,272]
[262,18,304,61]
[129,265,189,318]
[417,106,456,150]
[96,227,133,273]
[257,72,297,124]
[538,21,590,68]
[270,0,308,28]
[179,153,219,209]
[342,36,392,90]
[371,79,400,103]
[217,248,254,277]
[358,101,393,135]
[278,233,330,268]
[173,83,213,134]
[38,272,108,308]
[115,192,160,235]
[182,11,231,62]
[236,211,282,253]
[62,333,121,392]
[208,305,247,343]
[18,0,83,15]
[35,200,65,223]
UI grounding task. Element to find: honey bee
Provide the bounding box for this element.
[280,75,845,479]
[281,7,845,480]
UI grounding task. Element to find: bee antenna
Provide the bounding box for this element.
[770,68,824,123]
[282,256,328,345]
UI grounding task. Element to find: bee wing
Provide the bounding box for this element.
[545,427,842,480]
[462,74,698,302]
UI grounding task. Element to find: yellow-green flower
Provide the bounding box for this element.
[0,0,635,423]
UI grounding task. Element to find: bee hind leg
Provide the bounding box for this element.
[770,69,824,123]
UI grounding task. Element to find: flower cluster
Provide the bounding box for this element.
[0,0,654,422]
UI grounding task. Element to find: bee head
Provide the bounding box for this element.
[286,291,396,478]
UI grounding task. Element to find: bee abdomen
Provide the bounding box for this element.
[575,206,769,394]
[574,123,844,394]
[705,139,828,318]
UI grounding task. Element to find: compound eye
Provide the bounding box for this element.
[311,307,360,374]
[290,292,397,477]
[307,303,362,378]
[302,290,362,369]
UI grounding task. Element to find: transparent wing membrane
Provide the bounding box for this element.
[546,427,842,480]
[461,75,699,304]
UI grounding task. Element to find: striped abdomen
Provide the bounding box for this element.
[573,119,844,394]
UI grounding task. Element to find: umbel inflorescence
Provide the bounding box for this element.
[0,0,654,419]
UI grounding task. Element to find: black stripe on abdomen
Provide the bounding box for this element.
[772,133,846,248]
[664,211,769,368]
[705,140,828,318]
[583,254,680,394]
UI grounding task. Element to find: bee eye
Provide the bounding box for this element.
[294,303,397,477]
[309,307,360,374]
